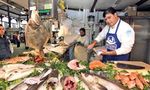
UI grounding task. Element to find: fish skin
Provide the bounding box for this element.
[11,82,29,90]
[27,81,46,90]
[37,81,48,90]
[55,80,63,90]
[0,68,5,78]
[26,69,52,90]
[74,76,90,90]
[81,73,126,90]
[79,74,107,90]
[45,70,60,90]
[40,68,52,79]
[38,70,59,90]
[2,64,34,73]
[26,69,58,90]
[25,10,51,50]
[7,68,35,81]
[1,64,34,81]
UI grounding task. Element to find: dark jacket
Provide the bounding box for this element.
[0,35,11,60]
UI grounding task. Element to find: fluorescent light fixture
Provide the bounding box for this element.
[2,17,8,22]
[21,20,27,24]
[11,19,17,23]
[20,11,26,14]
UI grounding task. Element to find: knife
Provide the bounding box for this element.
[116,62,145,69]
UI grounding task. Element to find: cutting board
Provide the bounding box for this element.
[114,61,150,75]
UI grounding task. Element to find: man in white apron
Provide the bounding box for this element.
[88,7,135,62]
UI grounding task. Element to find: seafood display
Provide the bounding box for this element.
[80,73,125,90]
[0,53,150,90]
[115,72,149,89]
[0,64,36,81]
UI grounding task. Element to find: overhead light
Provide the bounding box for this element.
[2,17,8,22]
[20,11,26,14]
[11,19,17,23]
[21,20,27,24]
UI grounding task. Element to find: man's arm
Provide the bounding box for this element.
[87,40,97,49]
[101,49,117,55]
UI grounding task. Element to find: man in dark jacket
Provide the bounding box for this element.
[0,24,12,60]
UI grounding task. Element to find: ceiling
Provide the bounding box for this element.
[0,0,149,18]
[64,0,150,11]
[0,0,28,18]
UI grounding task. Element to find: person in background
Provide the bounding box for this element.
[76,28,88,46]
[69,28,88,60]
[0,24,13,60]
[88,7,135,62]
[16,32,20,47]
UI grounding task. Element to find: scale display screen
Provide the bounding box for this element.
[30,0,52,16]
[30,0,58,19]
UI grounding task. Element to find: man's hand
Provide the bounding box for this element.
[101,49,117,55]
[87,44,94,50]
[87,40,97,50]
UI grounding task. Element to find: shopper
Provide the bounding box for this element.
[0,24,13,60]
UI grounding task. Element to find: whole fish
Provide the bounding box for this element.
[2,64,34,73]
[7,68,35,81]
[11,82,29,90]
[11,68,52,90]
[38,69,59,90]
[26,69,58,90]
[80,73,128,90]
[1,64,34,80]
[79,74,107,90]
[25,10,51,59]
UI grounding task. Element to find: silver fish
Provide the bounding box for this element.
[74,75,90,90]
[27,69,58,90]
[80,73,126,90]
[11,82,29,90]
[2,64,34,73]
[79,74,107,90]
[1,64,34,81]
[36,70,61,90]
[11,68,50,90]
[7,68,35,81]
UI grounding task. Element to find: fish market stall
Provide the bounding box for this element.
[0,53,150,90]
[0,0,150,90]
